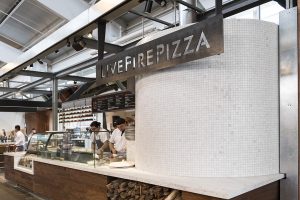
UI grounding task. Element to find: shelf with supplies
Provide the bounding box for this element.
[92,91,135,113]
[58,105,95,124]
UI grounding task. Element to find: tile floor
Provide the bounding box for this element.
[0,172,42,200]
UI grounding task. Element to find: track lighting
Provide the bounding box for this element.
[72,37,86,51]
[55,49,59,53]
[144,0,153,14]
[37,59,43,64]
[74,81,77,84]
[30,64,33,67]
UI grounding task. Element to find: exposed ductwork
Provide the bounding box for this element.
[179,0,197,25]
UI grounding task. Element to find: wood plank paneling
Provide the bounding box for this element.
[4,155,34,191]
[13,170,34,191]
[33,162,107,200]
[25,110,51,133]
[5,155,279,200]
[4,156,15,182]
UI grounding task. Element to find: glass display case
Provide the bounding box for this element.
[27,133,50,154]
[16,133,49,174]
[30,131,89,163]
[16,129,129,171]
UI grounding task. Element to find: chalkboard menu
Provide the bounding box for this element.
[92,91,135,113]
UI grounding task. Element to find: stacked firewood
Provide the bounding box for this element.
[107,179,182,200]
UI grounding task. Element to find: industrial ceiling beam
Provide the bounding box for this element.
[0,107,40,112]
[0,1,143,99]
[129,10,175,27]
[197,0,272,20]
[18,70,54,78]
[0,93,13,99]
[175,0,205,13]
[19,78,51,91]
[60,75,95,82]
[66,81,95,101]
[0,87,51,94]
[0,0,141,82]
[17,70,95,82]
[0,99,51,107]
[82,38,123,53]
[55,57,98,78]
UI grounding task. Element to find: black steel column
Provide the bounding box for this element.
[97,20,108,130]
[215,0,223,15]
[52,78,58,131]
[98,20,106,61]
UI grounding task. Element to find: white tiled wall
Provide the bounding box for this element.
[135,19,279,177]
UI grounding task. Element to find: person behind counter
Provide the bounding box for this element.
[27,128,36,142]
[90,121,109,154]
[26,128,36,149]
[14,125,25,152]
[109,118,127,155]
[0,129,6,143]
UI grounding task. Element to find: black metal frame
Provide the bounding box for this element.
[0,0,291,111]
[129,10,175,27]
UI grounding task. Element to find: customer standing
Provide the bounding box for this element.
[14,125,25,152]
[109,118,127,155]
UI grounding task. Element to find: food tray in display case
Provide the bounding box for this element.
[14,154,35,175]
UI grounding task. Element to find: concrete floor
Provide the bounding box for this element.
[0,173,41,200]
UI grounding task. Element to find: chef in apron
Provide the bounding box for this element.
[109,118,127,157]
[90,121,109,156]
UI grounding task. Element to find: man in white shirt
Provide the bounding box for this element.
[90,121,109,153]
[14,125,25,152]
[109,118,127,154]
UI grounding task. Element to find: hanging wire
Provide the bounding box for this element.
[173,0,177,27]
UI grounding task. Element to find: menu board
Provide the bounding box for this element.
[92,91,135,113]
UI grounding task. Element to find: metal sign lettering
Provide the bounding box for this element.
[96,15,224,85]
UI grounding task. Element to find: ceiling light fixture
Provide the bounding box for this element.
[55,49,59,53]
[37,59,43,64]
[74,81,77,84]
[87,32,93,38]
[30,64,33,67]
[144,0,153,14]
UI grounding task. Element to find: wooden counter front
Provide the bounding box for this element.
[4,155,280,200]
[4,155,107,200]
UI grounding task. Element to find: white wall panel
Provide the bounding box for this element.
[0,112,25,132]
[135,19,279,177]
